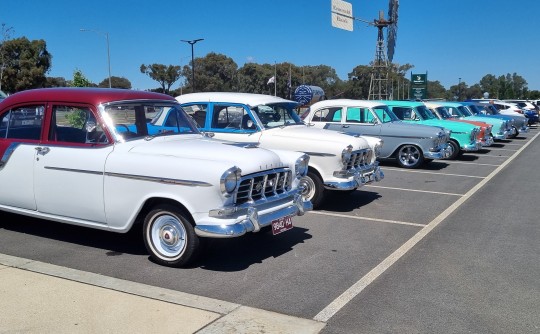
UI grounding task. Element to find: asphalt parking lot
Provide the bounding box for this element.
[1,125,539,333]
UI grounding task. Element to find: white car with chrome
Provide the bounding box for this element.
[176,92,384,208]
[0,88,312,267]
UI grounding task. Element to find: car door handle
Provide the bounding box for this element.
[35,147,50,155]
[342,125,349,128]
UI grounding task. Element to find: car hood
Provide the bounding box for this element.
[385,121,445,136]
[127,135,287,172]
[415,119,477,133]
[260,124,372,155]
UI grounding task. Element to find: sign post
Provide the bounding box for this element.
[410,73,428,100]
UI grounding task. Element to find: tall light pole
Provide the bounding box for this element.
[181,39,204,92]
[458,77,461,101]
[80,29,111,88]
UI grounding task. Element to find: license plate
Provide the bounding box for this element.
[271,216,293,235]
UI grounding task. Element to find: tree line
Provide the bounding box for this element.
[2,25,539,101]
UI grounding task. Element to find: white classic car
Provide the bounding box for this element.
[0,88,312,267]
[175,92,384,208]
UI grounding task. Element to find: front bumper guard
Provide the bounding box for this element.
[195,193,312,238]
[326,164,384,190]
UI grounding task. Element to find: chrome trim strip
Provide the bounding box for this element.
[44,166,104,175]
[303,152,336,157]
[105,172,213,187]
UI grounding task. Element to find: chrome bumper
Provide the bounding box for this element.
[520,126,530,133]
[195,193,312,238]
[461,141,482,152]
[481,135,494,147]
[424,144,451,160]
[325,164,384,190]
[493,131,508,140]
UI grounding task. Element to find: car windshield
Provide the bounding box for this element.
[416,105,437,120]
[467,104,483,115]
[252,103,303,129]
[102,101,199,141]
[373,105,399,123]
[458,106,474,117]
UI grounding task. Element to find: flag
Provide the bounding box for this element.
[267,76,275,85]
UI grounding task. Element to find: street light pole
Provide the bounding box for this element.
[458,77,461,101]
[80,29,112,88]
[181,39,204,92]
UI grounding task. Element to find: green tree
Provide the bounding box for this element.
[426,80,448,99]
[187,52,238,92]
[346,65,372,99]
[0,36,51,93]
[45,76,68,87]
[140,63,181,94]
[70,69,92,87]
[0,23,14,92]
[479,74,500,99]
[98,76,131,89]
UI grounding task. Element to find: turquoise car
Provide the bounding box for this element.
[380,101,482,159]
[428,101,510,141]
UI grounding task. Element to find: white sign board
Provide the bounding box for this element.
[331,0,353,31]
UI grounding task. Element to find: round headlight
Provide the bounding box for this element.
[295,154,309,177]
[220,167,240,196]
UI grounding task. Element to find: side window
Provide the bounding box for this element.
[392,107,413,120]
[364,109,377,123]
[50,105,108,144]
[330,108,342,122]
[183,104,208,128]
[211,104,248,130]
[0,105,44,140]
[312,108,329,122]
[346,107,362,122]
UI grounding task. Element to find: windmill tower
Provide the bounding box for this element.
[368,0,399,100]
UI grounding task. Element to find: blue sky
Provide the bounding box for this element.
[3,0,540,91]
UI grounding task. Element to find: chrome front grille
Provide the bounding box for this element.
[236,169,292,205]
[346,149,373,169]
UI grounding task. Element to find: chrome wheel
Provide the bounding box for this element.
[143,204,199,267]
[150,214,187,258]
[299,175,316,202]
[397,145,423,168]
[299,171,325,209]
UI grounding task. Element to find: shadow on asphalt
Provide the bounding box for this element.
[317,190,382,212]
[0,212,147,255]
[0,211,313,272]
[195,227,312,271]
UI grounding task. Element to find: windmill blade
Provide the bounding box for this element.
[387,0,399,62]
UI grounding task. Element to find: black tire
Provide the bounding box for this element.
[445,140,461,160]
[299,171,325,209]
[143,204,199,267]
[509,126,518,139]
[396,144,424,169]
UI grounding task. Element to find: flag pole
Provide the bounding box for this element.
[274,62,277,96]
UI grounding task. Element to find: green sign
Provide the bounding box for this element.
[410,73,428,100]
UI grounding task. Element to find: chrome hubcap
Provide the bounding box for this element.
[151,214,186,258]
[299,175,316,201]
[399,146,420,166]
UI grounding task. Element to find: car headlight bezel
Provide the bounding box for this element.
[341,145,353,165]
[220,166,241,197]
[295,154,310,178]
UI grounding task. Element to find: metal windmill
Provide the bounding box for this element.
[367,0,399,100]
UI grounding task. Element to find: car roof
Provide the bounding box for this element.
[0,88,175,107]
[176,92,298,107]
[310,99,385,109]
[378,100,425,107]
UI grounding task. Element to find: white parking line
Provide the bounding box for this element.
[313,130,540,323]
[486,148,519,151]
[443,161,500,167]
[382,167,485,179]
[309,211,425,227]
[365,185,464,197]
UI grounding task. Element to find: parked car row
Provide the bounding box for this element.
[0,88,533,268]
[471,99,539,125]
